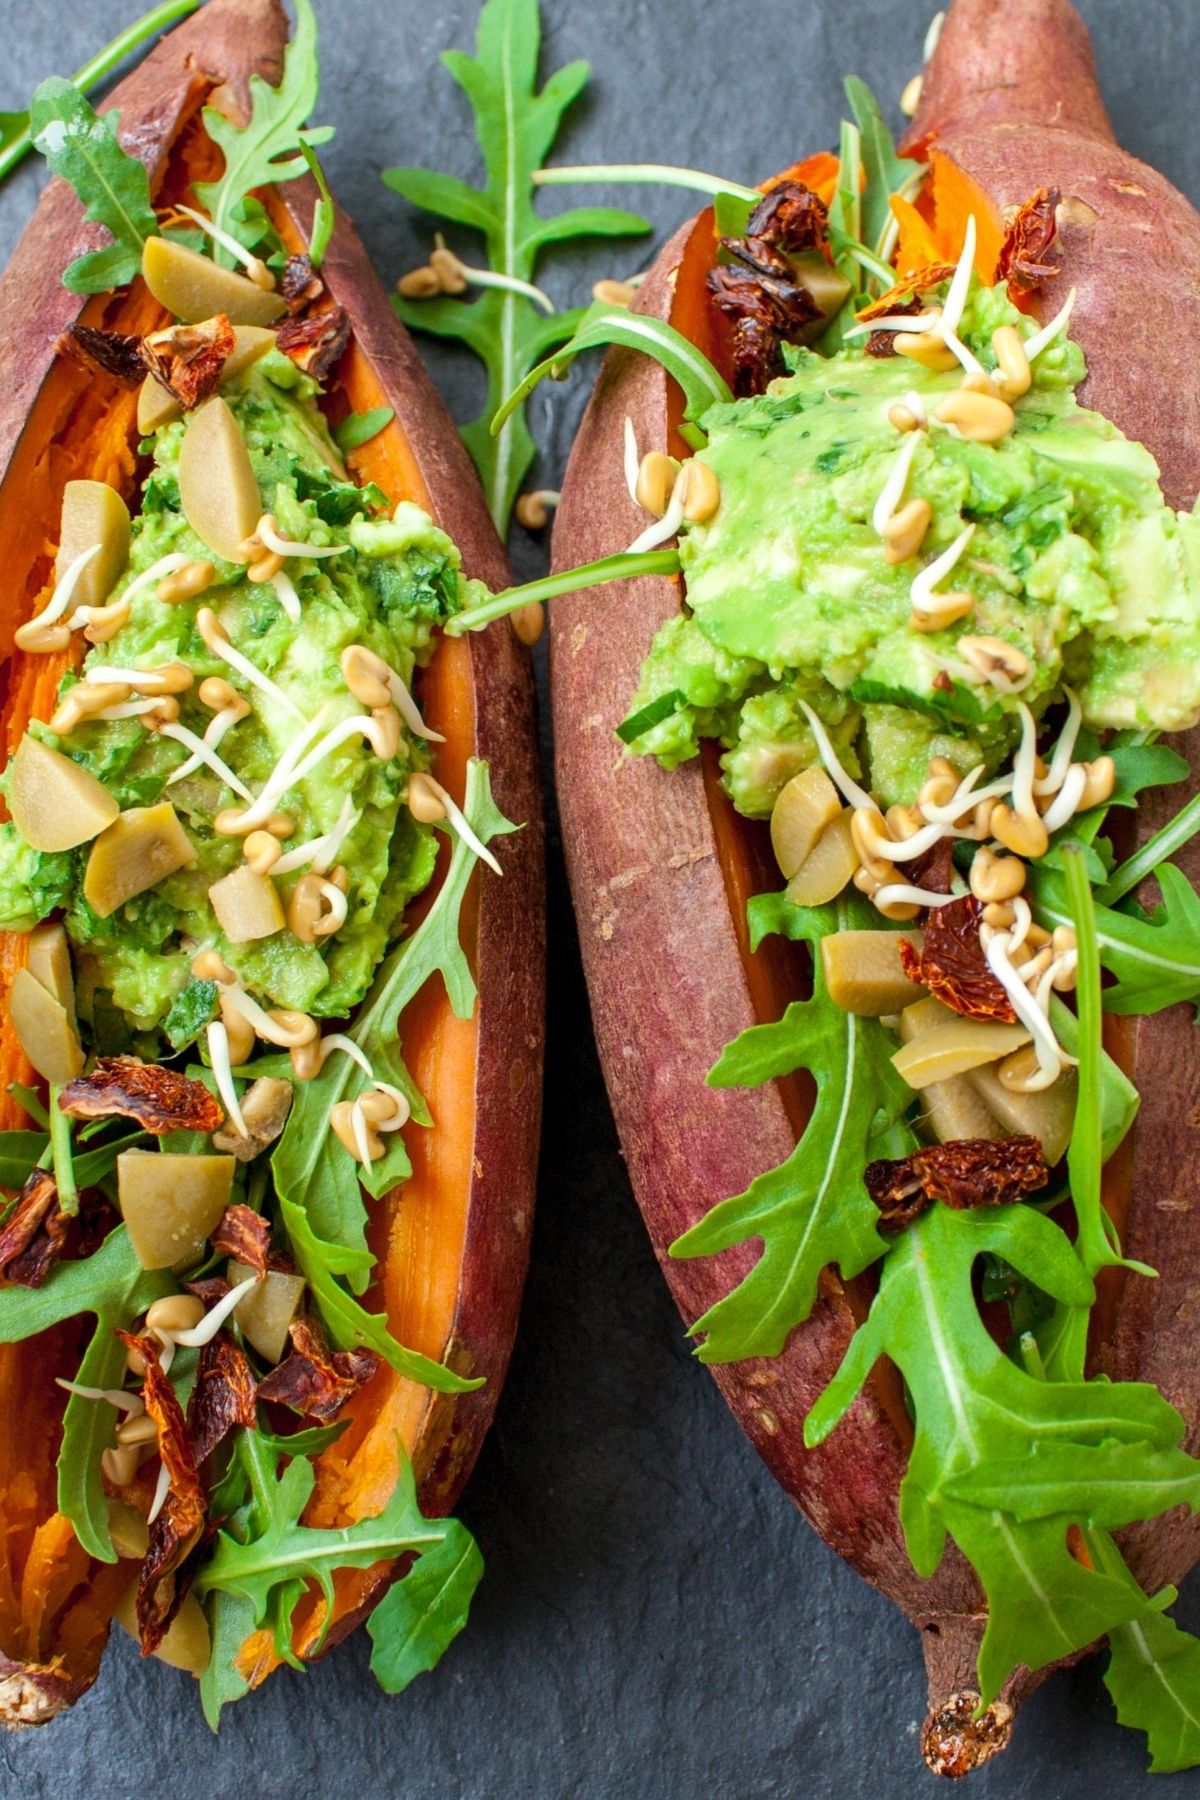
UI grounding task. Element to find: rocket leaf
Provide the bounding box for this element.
[385,0,650,531]
[670,890,914,1361]
[1029,857,1200,1015]
[194,1435,479,1681]
[30,79,159,292]
[806,1201,1200,1704]
[194,0,333,263]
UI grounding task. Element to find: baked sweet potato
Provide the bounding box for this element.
[550,0,1200,1773]
[0,0,542,1727]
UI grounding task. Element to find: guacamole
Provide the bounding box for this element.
[0,350,470,1034]
[626,279,1200,813]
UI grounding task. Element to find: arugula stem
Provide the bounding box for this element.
[300,143,334,269]
[533,163,759,204]
[843,240,897,288]
[1098,788,1200,906]
[1061,846,1114,1277]
[0,0,200,184]
[445,548,681,635]
[48,1088,78,1218]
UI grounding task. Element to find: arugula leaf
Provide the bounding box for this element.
[1061,846,1127,1278]
[944,1441,1200,1524]
[848,675,1000,733]
[278,1195,481,1394]
[842,77,922,258]
[492,301,731,436]
[333,408,395,454]
[30,79,159,292]
[0,1224,166,1341]
[806,1202,1196,1704]
[616,689,685,746]
[274,759,514,1272]
[1097,1524,1200,1775]
[195,1436,480,1692]
[164,979,218,1052]
[367,1517,483,1692]
[3,3,199,188]
[194,0,333,263]
[670,891,914,1361]
[0,1226,169,1561]
[386,0,650,530]
[1030,859,1200,1015]
[1099,779,1200,905]
[0,1129,48,1188]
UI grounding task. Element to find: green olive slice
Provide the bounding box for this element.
[8,966,84,1085]
[57,480,131,611]
[8,734,119,853]
[141,236,285,327]
[116,1149,234,1270]
[83,802,195,919]
[178,397,262,562]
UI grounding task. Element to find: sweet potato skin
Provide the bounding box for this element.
[0,0,541,1721]
[550,230,989,1697]
[552,0,1200,1763]
[911,0,1200,1608]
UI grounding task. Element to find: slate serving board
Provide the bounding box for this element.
[1,2,1198,1795]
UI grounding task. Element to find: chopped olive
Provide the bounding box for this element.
[821,928,926,1016]
[178,397,262,563]
[83,802,195,918]
[141,236,285,327]
[56,480,131,611]
[9,966,84,1085]
[230,1260,306,1363]
[8,734,119,853]
[116,1150,234,1270]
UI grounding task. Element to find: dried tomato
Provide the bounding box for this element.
[280,252,325,312]
[61,324,145,385]
[257,1317,380,1422]
[211,1203,270,1280]
[187,1336,257,1467]
[855,262,958,323]
[186,1275,231,1309]
[275,306,350,380]
[996,187,1061,298]
[708,181,828,395]
[116,1331,207,1654]
[138,313,236,411]
[0,1169,67,1288]
[59,1056,224,1136]
[866,1135,1048,1232]
[898,895,1016,1022]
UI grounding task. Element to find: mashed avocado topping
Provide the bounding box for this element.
[626,278,1200,814]
[0,349,472,1033]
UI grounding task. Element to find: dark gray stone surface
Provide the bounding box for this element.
[1,2,1199,1795]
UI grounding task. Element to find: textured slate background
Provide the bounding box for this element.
[2,2,1199,1795]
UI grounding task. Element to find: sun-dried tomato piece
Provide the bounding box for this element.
[708,182,828,396]
[866,1135,1047,1232]
[906,831,954,901]
[746,181,829,255]
[275,306,350,380]
[58,1057,224,1136]
[708,263,820,394]
[898,894,1016,1022]
[856,262,958,323]
[139,313,236,412]
[187,1336,257,1467]
[0,1169,67,1288]
[211,1204,270,1280]
[996,187,1061,298]
[280,252,325,313]
[257,1317,380,1423]
[116,1331,207,1654]
[61,324,146,385]
[186,1275,231,1309]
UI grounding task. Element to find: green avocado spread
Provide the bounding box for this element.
[627,279,1200,815]
[0,349,473,1036]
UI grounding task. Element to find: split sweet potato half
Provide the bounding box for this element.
[551,0,1200,1773]
[0,0,542,1725]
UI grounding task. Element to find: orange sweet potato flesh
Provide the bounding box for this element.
[0,0,542,1726]
[550,0,1200,1771]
